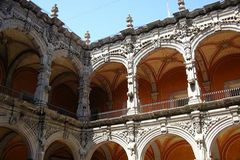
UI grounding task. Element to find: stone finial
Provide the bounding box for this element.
[178,0,186,11]
[126,14,133,28]
[84,31,91,45]
[51,4,59,18]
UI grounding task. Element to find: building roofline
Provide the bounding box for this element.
[14,0,240,50]
[89,0,240,49]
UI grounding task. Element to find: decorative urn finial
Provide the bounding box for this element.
[126,14,133,28]
[84,31,91,45]
[178,0,186,11]
[51,4,59,18]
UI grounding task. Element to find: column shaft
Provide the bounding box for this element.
[34,54,51,106]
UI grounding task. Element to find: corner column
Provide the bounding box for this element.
[34,53,52,107]
[77,66,91,120]
[184,43,201,104]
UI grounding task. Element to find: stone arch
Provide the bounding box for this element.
[44,131,81,160]
[134,41,185,68]
[5,50,40,87]
[220,132,240,159]
[204,117,234,159]
[0,119,38,159]
[92,57,128,72]
[52,49,84,76]
[137,126,199,160]
[90,61,128,114]
[85,135,130,160]
[0,18,47,56]
[209,54,240,91]
[139,63,157,92]
[191,25,240,59]
[92,75,113,107]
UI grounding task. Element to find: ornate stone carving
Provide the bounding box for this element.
[171,19,200,42]
[22,116,38,136]
[126,121,136,157]
[44,26,59,46]
[1,1,13,16]
[174,120,195,137]
[229,105,240,123]
[102,127,111,141]
[202,115,228,134]
[23,16,32,33]
[45,125,60,139]
[121,39,134,54]
[34,54,52,106]
[136,127,156,142]
[152,38,161,49]
[63,120,69,139]
[8,112,18,125]
[80,131,88,148]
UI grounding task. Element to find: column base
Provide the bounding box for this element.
[34,100,48,108]
[78,116,90,121]
[127,107,138,115]
[188,96,202,105]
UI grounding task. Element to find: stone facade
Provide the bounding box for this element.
[0,0,240,160]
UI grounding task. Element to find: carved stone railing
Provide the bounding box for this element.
[90,108,129,121]
[202,87,240,102]
[140,97,189,113]
[47,103,77,118]
[1,84,240,121]
[0,85,34,103]
[0,85,76,118]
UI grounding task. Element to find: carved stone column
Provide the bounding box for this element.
[126,121,137,160]
[191,110,207,160]
[122,38,139,115]
[77,66,91,120]
[127,68,139,115]
[34,52,52,107]
[184,43,201,104]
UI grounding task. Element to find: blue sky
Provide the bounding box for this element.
[32,0,218,42]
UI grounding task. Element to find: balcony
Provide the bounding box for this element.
[0,85,239,121]
[202,88,240,102]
